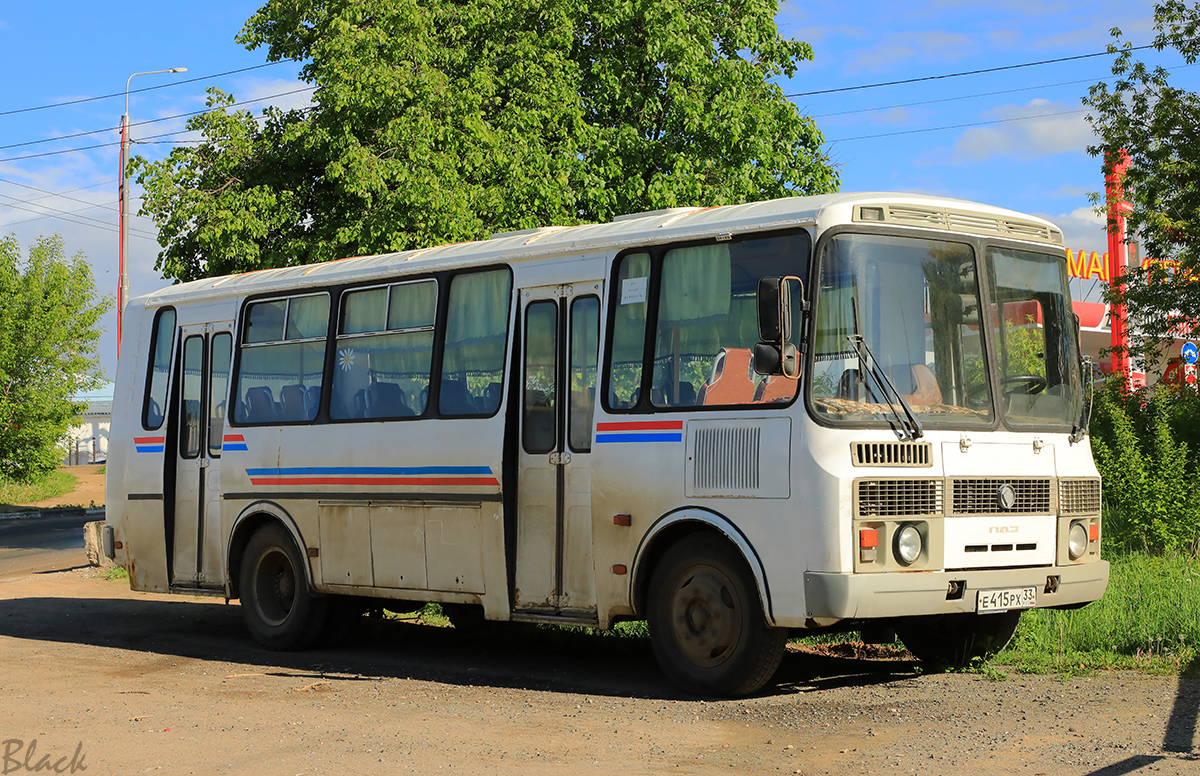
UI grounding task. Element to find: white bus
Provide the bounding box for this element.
[105,192,1108,696]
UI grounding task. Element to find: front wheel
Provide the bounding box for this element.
[647,534,786,697]
[895,610,1021,668]
[239,523,328,650]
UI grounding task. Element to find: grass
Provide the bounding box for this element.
[103,566,129,582]
[997,552,1200,676]
[0,470,78,510]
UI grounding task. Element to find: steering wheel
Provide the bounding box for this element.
[965,374,1049,407]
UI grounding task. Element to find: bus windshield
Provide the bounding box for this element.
[810,233,994,426]
[984,245,1083,428]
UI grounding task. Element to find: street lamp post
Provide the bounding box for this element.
[118,67,186,359]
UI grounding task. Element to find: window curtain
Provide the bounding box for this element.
[442,269,512,372]
[659,245,731,323]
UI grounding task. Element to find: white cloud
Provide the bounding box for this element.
[232,77,315,113]
[846,30,977,73]
[925,99,1096,164]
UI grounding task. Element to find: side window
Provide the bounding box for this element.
[522,301,557,454]
[569,296,599,452]
[607,253,649,409]
[439,269,513,416]
[143,307,176,430]
[180,336,204,459]
[207,333,232,457]
[233,293,330,425]
[331,280,437,420]
[651,235,808,408]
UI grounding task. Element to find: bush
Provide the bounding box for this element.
[1089,380,1200,556]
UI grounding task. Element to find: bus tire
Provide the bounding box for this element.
[239,523,328,650]
[647,534,785,697]
[895,610,1021,668]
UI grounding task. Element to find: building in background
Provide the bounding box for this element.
[64,382,114,465]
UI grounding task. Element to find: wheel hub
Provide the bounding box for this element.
[670,567,742,667]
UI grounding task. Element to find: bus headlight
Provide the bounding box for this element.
[894,524,923,566]
[1068,521,1089,560]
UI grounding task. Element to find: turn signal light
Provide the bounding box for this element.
[859,528,878,563]
[1088,524,1099,542]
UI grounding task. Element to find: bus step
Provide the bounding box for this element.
[169,585,226,598]
[510,611,599,627]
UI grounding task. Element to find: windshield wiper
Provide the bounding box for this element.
[846,334,925,441]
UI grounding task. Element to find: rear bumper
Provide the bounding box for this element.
[803,560,1110,619]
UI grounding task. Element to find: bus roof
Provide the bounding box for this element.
[137,192,1064,308]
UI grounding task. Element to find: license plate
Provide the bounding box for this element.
[976,586,1037,612]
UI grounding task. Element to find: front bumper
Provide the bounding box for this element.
[804,560,1110,619]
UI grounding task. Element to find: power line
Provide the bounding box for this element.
[0,60,299,118]
[0,87,317,153]
[786,42,1160,99]
[0,177,120,213]
[0,104,301,164]
[0,191,156,238]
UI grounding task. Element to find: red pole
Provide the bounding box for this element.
[1106,150,1132,388]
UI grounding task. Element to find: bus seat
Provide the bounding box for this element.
[482,381,503,412]
[245,386,277,423]
[440,379,476,415]
[837,369,862,401]
[703,347,756,405]
[902,363,942,406]
[754,375,798,404]
[677,382,697,406]
[280,384,309,421]
[365,381,411,418]
[306,385,321,414]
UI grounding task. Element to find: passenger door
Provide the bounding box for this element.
[171,323,233,588]
[514,283,602,616]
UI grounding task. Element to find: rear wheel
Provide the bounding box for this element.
[647,534,786,697]
[896,610,1021,668]
[239,524,328,650]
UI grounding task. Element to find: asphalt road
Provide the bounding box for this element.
[0,511,94,579]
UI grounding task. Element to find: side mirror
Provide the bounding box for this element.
[755,276,804,379]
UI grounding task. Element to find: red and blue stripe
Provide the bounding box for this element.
[245,465,499,487]
[595,420,683,444]
[222,434,248,452]
[134,436,165,453]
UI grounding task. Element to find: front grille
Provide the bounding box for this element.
[856,479,943,517]
[851,441,932,467]
[1059,479,1101,514]
[951,478,1052,514]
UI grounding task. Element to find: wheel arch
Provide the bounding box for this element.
[226,501,311,600]
[630,507,776,626]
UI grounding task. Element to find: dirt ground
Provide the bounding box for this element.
[0,564,1196,776]
[32,465,106,509]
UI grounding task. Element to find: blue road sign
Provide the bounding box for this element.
[1183,342,1198,365]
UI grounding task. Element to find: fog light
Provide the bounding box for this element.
[1068,521,1088,560]
[894,524,922,566]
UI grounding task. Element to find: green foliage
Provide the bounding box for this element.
[0,235,110,482]
[0,470,76,509]
[1089,381,1200,556]
[1084,1,1200,368]
[133,0,838,282]
[1000,552,1200,675]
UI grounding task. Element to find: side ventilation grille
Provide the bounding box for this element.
[694,427,761,491]
[852,441,932,467]
[856,479,943,517]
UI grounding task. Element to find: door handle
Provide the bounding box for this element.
[548,451,573,465]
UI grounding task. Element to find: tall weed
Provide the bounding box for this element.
[1089,381,1200,556]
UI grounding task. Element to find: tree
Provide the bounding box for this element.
[0,234,110,481]
[1084,0,1200,368]
[134,0,838,282]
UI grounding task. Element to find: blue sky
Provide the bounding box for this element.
[0,0,1189,379]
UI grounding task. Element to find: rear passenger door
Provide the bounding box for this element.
[170,323,232,588]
